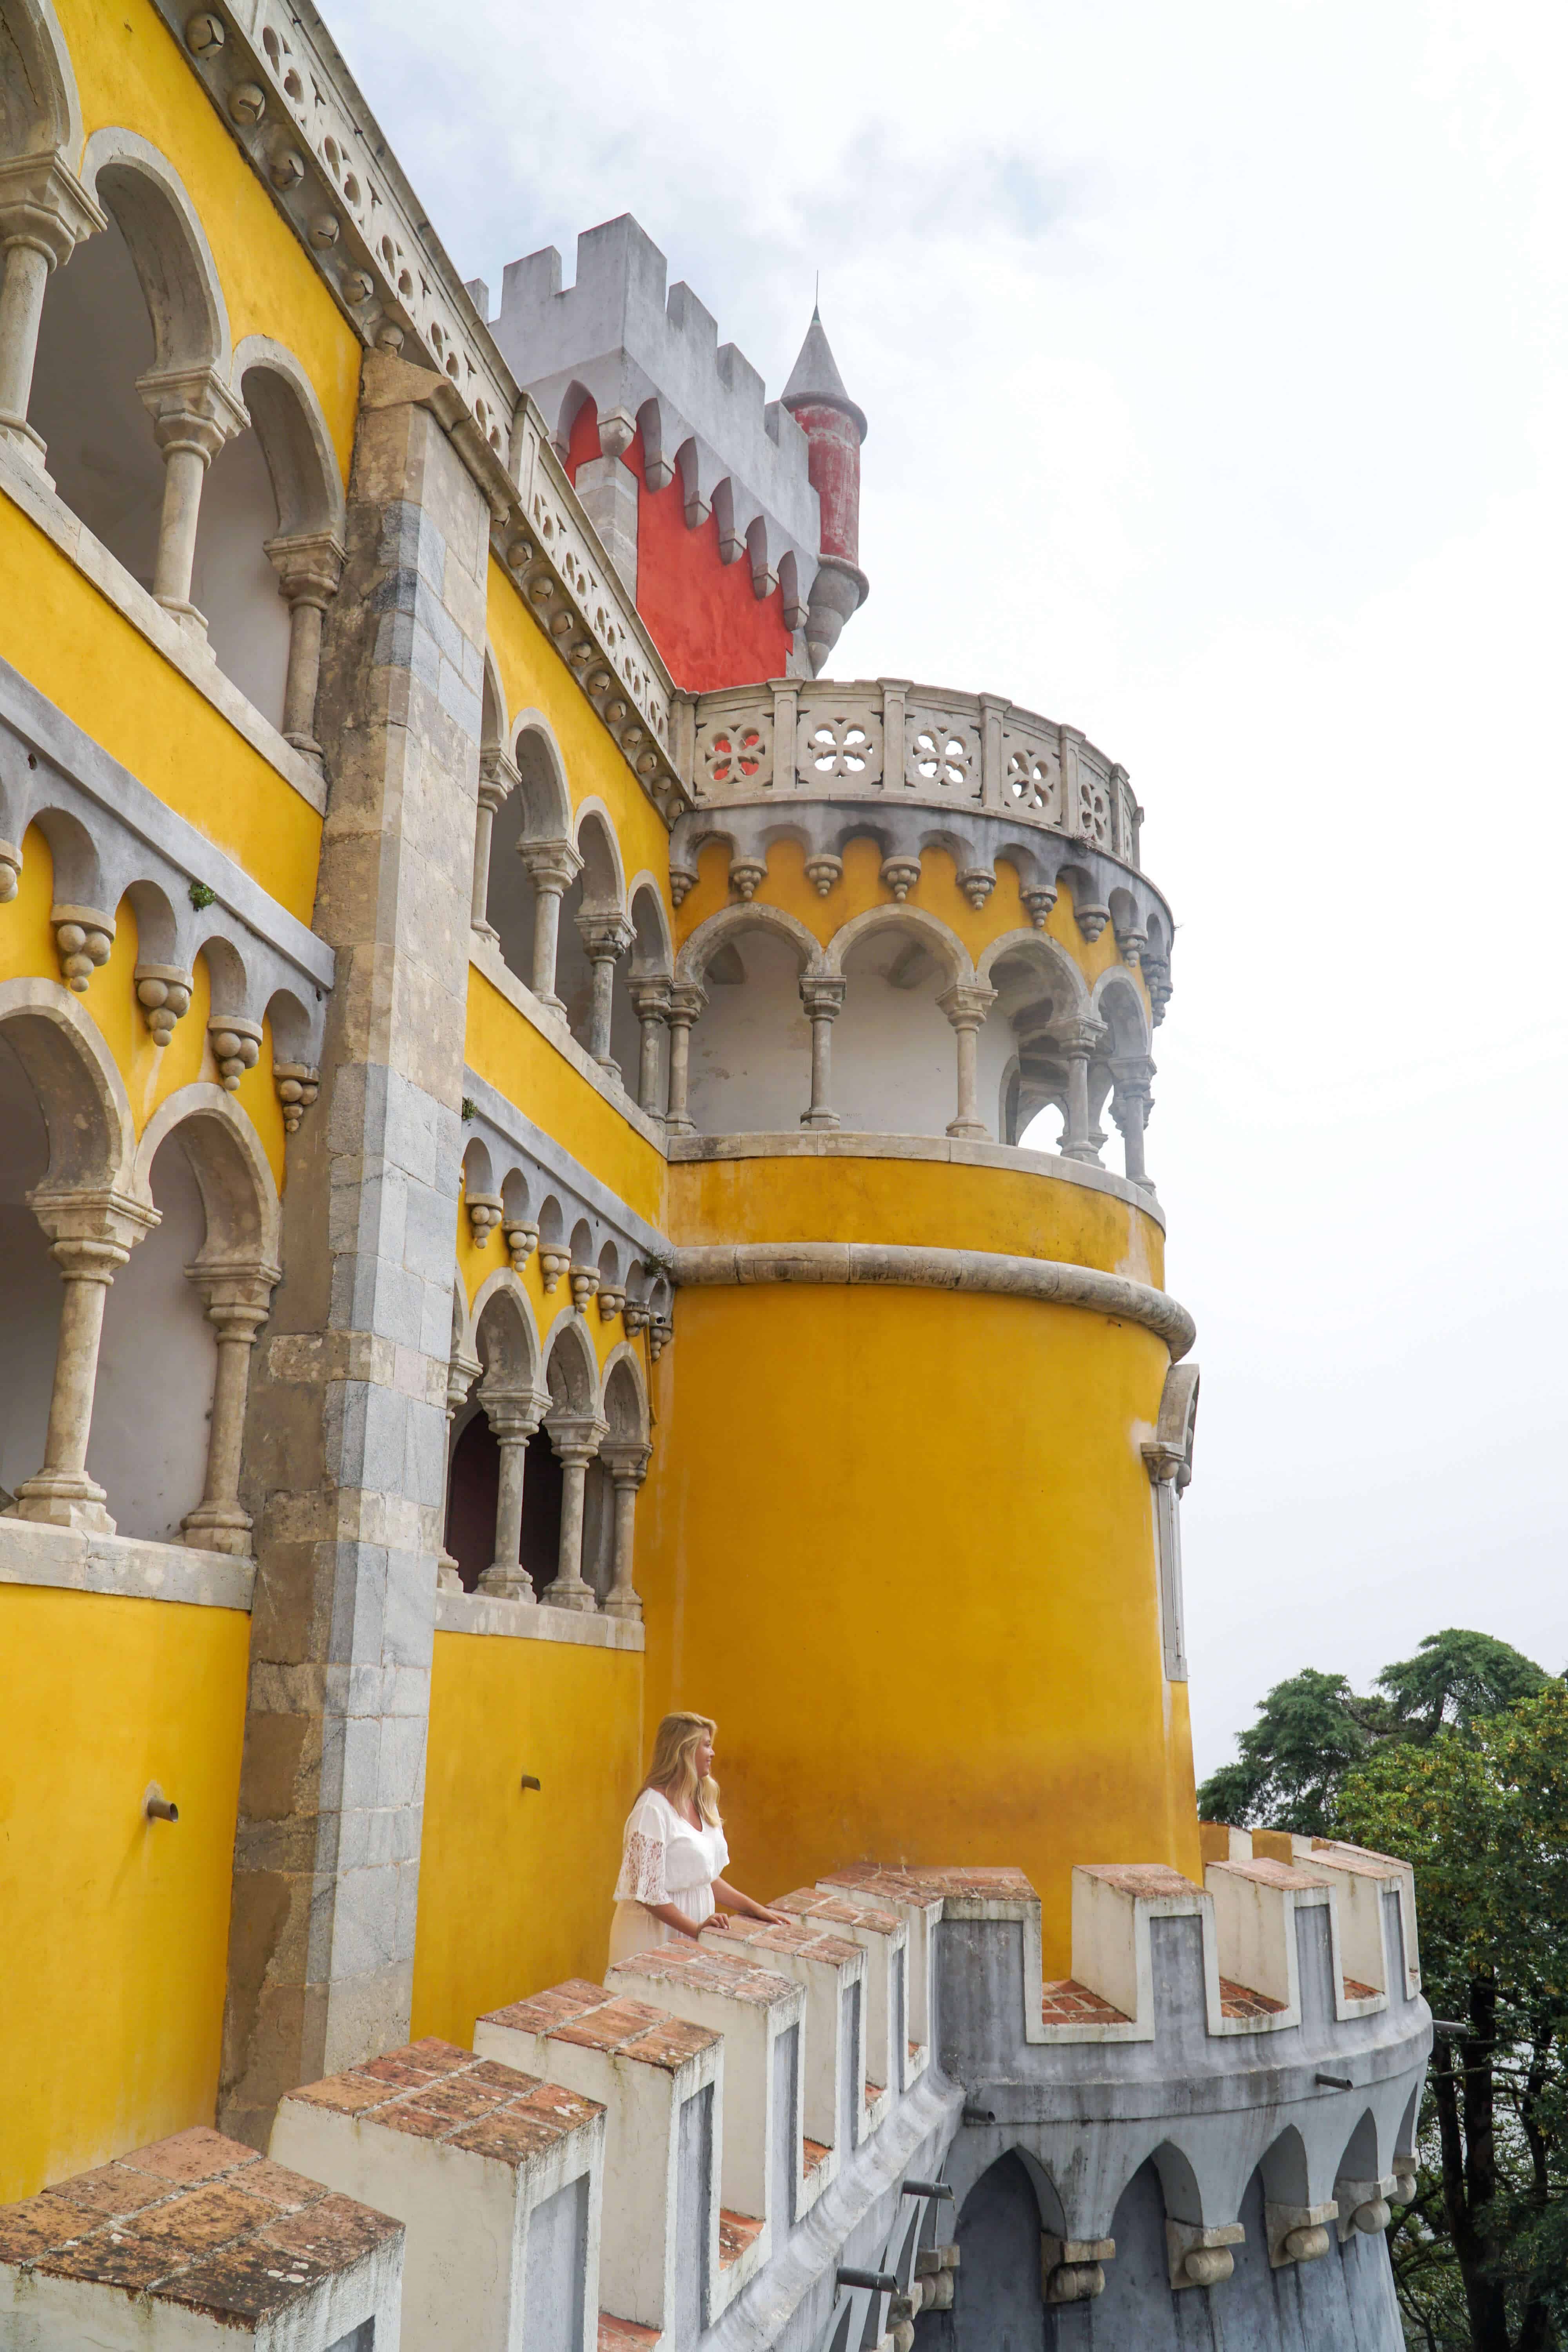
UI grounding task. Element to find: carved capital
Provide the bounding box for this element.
[185,1254,282,1335]
[937,981,996,1033]
[1060,1016,1108,1062]
[519,837,583,897]
[0,150,105,268]
[547,1411,607,1467]
[27,1184,160,1263]
[265,528,345,611]
[628,977,671,1024]
[480,1383,546,1444]
[666,980,707,1030]
[476,746,521,817]
[601,1438,652,1490]
[575,909,634,964]
[799,975,847,1023]
[137,363,248,460]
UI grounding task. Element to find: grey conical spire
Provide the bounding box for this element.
[782,306,867,441]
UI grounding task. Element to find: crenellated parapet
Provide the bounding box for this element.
[1,1840,1420,2350]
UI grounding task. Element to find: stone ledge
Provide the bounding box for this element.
[0,450,328,816]
[435,1587,645,1649]
[666,1130,1165,1226]
[0,1515,256,1610]
[672,1243,1195,1359]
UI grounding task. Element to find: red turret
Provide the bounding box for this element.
[782,306,868,673]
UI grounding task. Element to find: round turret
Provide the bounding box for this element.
[782,306,869,672]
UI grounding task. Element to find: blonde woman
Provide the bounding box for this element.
[608,1712,787,1967]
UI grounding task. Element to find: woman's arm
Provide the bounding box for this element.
[642,1899,710,1941]
[711,1877,789,1927]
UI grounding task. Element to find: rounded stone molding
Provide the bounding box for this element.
[670,1242,1195,1360]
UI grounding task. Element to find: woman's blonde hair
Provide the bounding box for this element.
[643,1711,720,1826]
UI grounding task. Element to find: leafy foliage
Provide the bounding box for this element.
[1196,1632,1549,1834]
[1338,1688,1568,2351]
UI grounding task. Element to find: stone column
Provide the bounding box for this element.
[601,1439,651,1621]
[938,982,997,1142]
[628,978,671,1119]
[436,1338,481,1593]
[1109,1055,1156,1192]
[180,1261,281,1556]
[11,1189,158,1534]
[477,1388,545,1600]
[1061,1018,1108,1164]
[799,975,846,1130]
[470,748,518,940]
[0,152,104,469]
[138,364,248,627]
[518,839,582,1011]
[577,910,634,1076]
[663,980,706,1136]
[221,352,492,2150]
[542,1413,606,1612]
[266,531,346,764]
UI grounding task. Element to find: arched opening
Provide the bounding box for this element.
[519,1424,564,1593]
[832,922,956,1136]
[560,808,629,1075]
[443,1409,499,1592]
[487,723,574,996]
[29,199,163,586]
[947,2152,1046,2350]
[0,1027,60,1508]
[189,412,290,722]
[90,1129,216,1541]
[687,917,812,1135]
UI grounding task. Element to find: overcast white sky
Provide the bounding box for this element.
[332,0,1568,1776]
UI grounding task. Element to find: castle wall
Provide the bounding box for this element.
[0,1577,250,2200]
[410,1620,644,2048]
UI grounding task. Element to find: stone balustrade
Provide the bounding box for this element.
[685,680,1142,867]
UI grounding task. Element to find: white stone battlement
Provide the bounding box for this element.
[494,216,822,588]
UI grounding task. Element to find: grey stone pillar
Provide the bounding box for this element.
[11,1189,157,1534]
[601,1439,650,1621]
[577,910,633,1076]
[628,978,670,1118]
[477,1388,545,1600]
[1060,1018,1107,1164]
[0,151,104,468]
[519,839,582,1011]
[939,981,997,1142]
[543,1412,606,1612]
[138,365,247,628]
[470,748,518,941]
[1109,1055,1156,1192]
[266,531,346,765]
[220,352,490,2150]
[799,975,846,1130]
[180,1263,280,1557]
[664,981,706,1135]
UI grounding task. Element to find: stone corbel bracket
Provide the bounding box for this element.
[0,661,332,1063]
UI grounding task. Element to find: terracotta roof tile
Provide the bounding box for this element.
[1040,1978,1131,2025]
[1212,1858,1330,1891]
[1344,1976,1381,2001]
[718,2209,764,2268]
[600,2313,662,2352]
[488,1984,611,2035]
[802,2136,831,2175]
[1217,1978,1287,2020]
[773,1889,903,1936]
[278,2043,603,2169]
[0,2138,397,2326]
[1308,1840,1403,1878]
[611,1945,800,2009]
[1080,1864,1200,1900]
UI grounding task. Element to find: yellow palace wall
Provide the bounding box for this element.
[0,1586,250,2202]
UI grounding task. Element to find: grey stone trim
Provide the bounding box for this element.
[145,8,692,829]
[668,1130,1166,1229]
[0,655,335,1049]
[462,1067,669,1267]
[0,444,327,815]
[0,1516,256,1610]
[671,1242,1196,1359]
[469,934,667,1154]
[434,1588,644,1649]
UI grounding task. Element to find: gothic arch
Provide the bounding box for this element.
[573,798,626,912]
[626,873,672,977]
[80,127,230,374]
[544,1311,601,1419]
[469,1268,543,1399]
[0,0,81,160]
[0,975,134,1191]
[977,925,1090,1009]
[131,1083,281,1266]
[601,1345,649,1445]
[230,334,345,539]
[822,902,973,986]
[675,898,822,985]
[511,713,572,841]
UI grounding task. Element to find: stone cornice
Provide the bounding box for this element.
[154,0,692,827]
[671,1242,1195,1358]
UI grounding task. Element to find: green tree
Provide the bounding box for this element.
[1337,1687,1568,2352]
[1196,1632,1550,1833]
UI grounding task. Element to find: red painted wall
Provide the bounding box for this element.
[788,401,860,566]
[565,404,795,692]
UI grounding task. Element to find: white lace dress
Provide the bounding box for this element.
[608,1787,731,1968]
